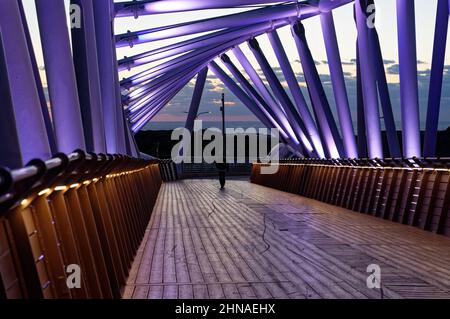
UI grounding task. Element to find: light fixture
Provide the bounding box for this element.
[54,186,68,192]
[38,188,52,196]
[20,199,29,207]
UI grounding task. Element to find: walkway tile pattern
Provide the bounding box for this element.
[123,179,450,299]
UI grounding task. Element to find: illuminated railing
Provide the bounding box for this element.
[0,151,162,299]
[251,158,450,237]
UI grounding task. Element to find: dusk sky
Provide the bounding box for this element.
[23,0,450,130]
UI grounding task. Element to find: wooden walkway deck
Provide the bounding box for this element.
[123,178,450,299]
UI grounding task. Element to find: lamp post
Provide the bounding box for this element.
[221,93,226,165]
[217,93,227,189]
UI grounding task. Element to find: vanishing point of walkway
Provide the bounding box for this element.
[123,179,450,299]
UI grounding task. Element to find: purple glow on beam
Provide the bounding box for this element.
[247,38,315,156]
[72,0,107,154]
[93,0,121,154]
[396,0,421,158]
[320,11,357,158]
[126,61,204,105]
[36,0,86,153]
[209,60,291,144]
[130,64,206,125]
[220,54,291,142]
[0,0,51,163]
[123,20,289,89]
[115,0,290,16]
[231,45,298,143]
[354,1,383,159]
[291,22,342,158]
[424,0,449,157]
[318,0,354,12]
[116,4,319,47]
[267,29,325,158]
[119,20,284,72]
[186,67,208,133]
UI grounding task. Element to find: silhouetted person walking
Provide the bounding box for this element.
[216,162,227,189]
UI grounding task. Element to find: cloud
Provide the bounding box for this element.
[386,64,399,74]
[147,63,450,131]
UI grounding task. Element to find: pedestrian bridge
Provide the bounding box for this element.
[1,0,450,299]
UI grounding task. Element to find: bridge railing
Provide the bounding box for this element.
[0,151,163,299]
[251,158,450,238]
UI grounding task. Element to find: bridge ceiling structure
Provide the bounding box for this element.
[0,0,449,169]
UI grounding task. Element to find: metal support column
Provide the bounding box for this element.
[396,0,421,157]
[424,0,449,157]
[247,38,315,156]
[220,54,296,146]
[320,11,358,158]
[0,0,51,163]
[209,61,302,155]
[185,67,208,132]
[370,27,401,158]
[18,1,56,155]
[267,30,325,158]
[291,22,343,158]
[93,0,125,154]
[231,46,298,144]
[72,0,107,153]
[354,1,383,158]
[35,0,86,153]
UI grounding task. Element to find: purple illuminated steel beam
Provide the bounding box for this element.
[267,29,325,158]
[119,20,287,72]
[396,0,421,158]
[0,0,51,163]
[424,0,449,157]
[353,1,383,159]
[220,55,290,138]
[36,0,86,153]
[208,61,301,154]
[0,28,22,168]
[124,59,202,102]
[115,3,320,47]
[131,77,193,132]
[121,20,288,90]
[320,11,358,158]
[186,68,208,133]
[72,0,107,154]
[115,0,290,17]
[122,41,232,89]
[126,60,206,109]
[113,38,128,155]
[231,46,298,143]
[130,65,206,125]
[370,27,401,158]
[93,0,126,154]
[18,1,56,155]
[247,38,315,156]
[291,22,343,158]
